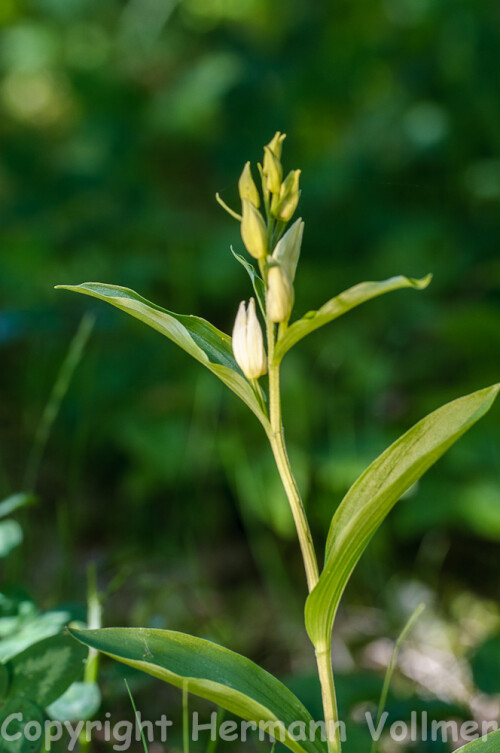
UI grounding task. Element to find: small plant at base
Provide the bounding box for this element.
[57,133,499,753]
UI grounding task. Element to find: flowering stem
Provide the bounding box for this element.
[263,317,341,753]
[258,187,340,750]
[316,644,342,753]
[265,327,318,591]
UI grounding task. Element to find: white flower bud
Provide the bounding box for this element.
[241,199,268,259]
[272,218,304,283]
[267,264,294,323]
[238,161,260,207]
[232,298,267,379]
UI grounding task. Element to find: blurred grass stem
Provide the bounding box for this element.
[24,313,95,491]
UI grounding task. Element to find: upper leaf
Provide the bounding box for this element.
[70,627,327,753]
[305,384,499,648]
[56,283,269,428]
[274,275,431,361]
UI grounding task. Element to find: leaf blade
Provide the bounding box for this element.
[47,681,101,722]
[275,275,431,361]
[56,283,268,427]
[9,632,87,708]
[70,627,327,753]
[306,384,499,648]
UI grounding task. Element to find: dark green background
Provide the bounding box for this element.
[1,0,499,748]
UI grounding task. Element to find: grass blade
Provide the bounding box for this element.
[370,604,425,753]
[24,312,95,491]
[125,679,149,753]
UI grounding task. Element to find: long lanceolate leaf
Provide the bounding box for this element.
[305,385,499,649]
[56,284,269,428]
[70,627,327,753]
[274,275,432,361]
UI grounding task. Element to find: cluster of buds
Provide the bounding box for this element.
[237,132,301,263]
[225,133,304,380]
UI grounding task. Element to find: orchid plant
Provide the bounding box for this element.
[58,134,499,753]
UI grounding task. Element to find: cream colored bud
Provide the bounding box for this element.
[267,264,294,323]
[274,169,301,221]
[272,218,304,283]
[238,161,260,207]
[241,198,268,259]
[263,146,282,194]
[267,131,286,159]
[232,298,267,379]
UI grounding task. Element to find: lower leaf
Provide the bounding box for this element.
[70,627,327,753]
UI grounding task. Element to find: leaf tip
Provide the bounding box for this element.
[489,382,500,401]
[55,284,80,292]
[414,273,433,289]
[475,383,500,412]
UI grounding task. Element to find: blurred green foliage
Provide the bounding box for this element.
[0,0,499,745]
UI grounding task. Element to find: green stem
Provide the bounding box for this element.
[264,317,341,753]
[316,645,342,753]
[265,315,318,591]
[84,563,102,684]
[183,683,190,753]
[79,564,102,753]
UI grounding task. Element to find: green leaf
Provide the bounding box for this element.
[0,697,44,753]
[47,681,101,722]
[306,384,499,648]
[56,283,269,427]
[454,730,500,751]
[0,608,71,663]
[0,494,36,520]
[231,247,267,317]
[0,521,23,558]
[70,627,327,753]
[8,633,87,708]
[275,275,432,361]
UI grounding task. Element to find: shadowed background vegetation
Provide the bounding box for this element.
[1,0,499,750]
